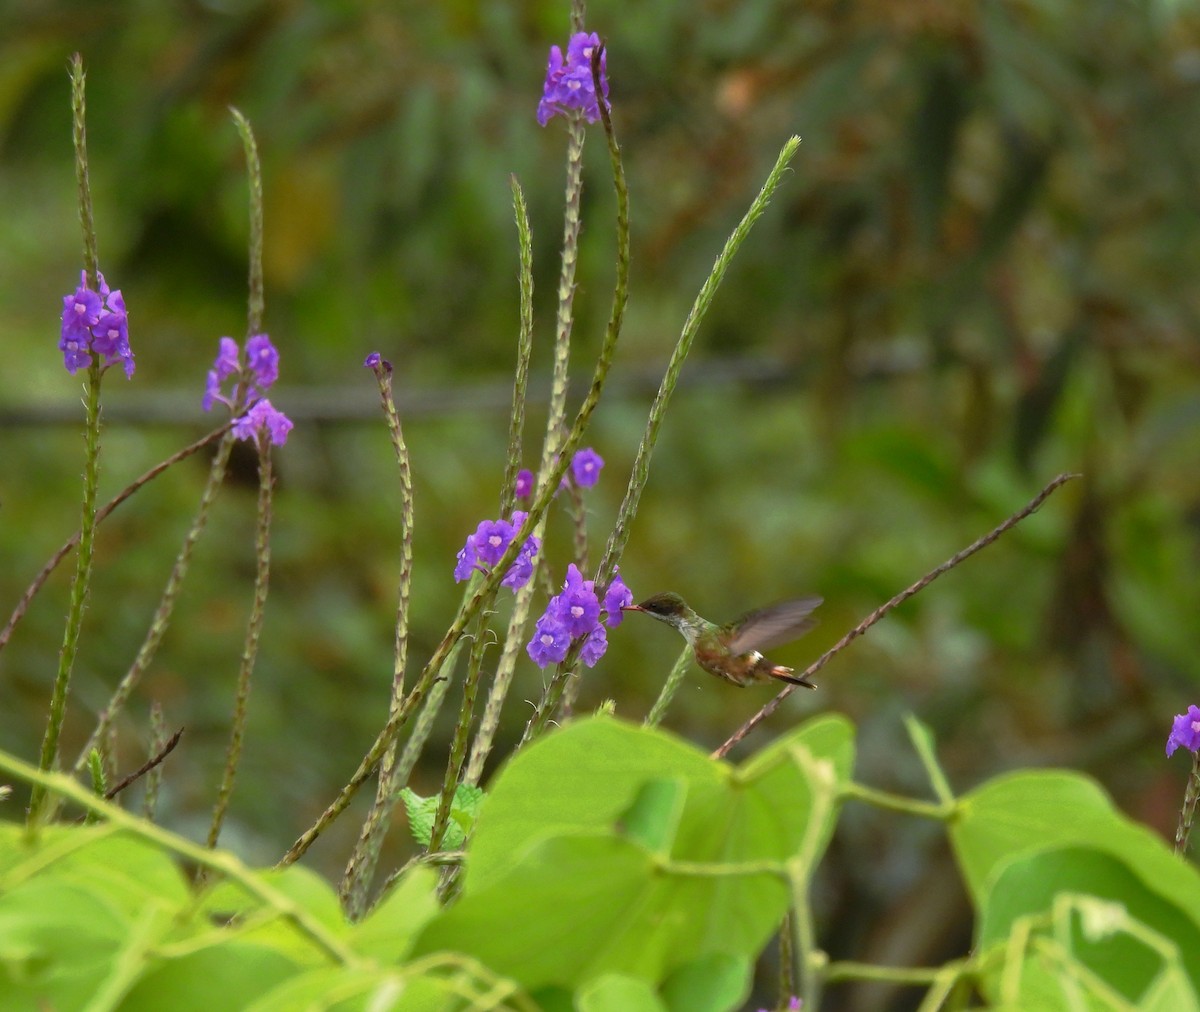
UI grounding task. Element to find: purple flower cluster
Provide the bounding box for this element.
[202,334,292,445]
[526,565,633,669]
[59,270,134,377]
[1167,705,1200,757]
[454,511,541,590]
[537,32,610,127]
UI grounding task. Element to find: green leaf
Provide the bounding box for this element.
[0,877,129,1009]
[661,953,752,1012]
[977,846,1200,1002]
[617,778,688,856]
[246,964,525,1010]
[949,769,1119,906]
[577,973,667,1012]
[118,940,302,1012]
[351,866,440,963]
[400,782,483,849]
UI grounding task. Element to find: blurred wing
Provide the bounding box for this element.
[727,596,823,653]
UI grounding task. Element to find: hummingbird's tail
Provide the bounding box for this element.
[769,665,817,690]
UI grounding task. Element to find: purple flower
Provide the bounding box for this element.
[571,447,604,488]
[453,511,540,590]
[550,564,601,637]
[245,333,279,389]
[203,334,280,411]
[527,614,572,667]
[1167,705,1200,757]
[232,398,293,446]
[514,468,534,500]
[58,271,134,376]
[363,351,393,373]
[537,31,610,127]
[602,569,633,627]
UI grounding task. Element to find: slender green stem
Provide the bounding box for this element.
[778,911,797,1010]
[596,136,801,589]
[73,432,237,770]
[31,56,105,826]
[839,781,955,821]
[206,437,273,849]
[823,960,960,987]
[500,176,534,517]
[0,748,359,966]
[85,750,105,824]
[428,606,494,858]
[1175,751,1200,856]
[230,109,264,336]
[644,647,692,728]
[463,178,538,787]
[903,713,957,807]
[31,365,102,825]
[71,54,98,287]
[339,359,417,915]
[142,702,167,820]
[464,571,540,785]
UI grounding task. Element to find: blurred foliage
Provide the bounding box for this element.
[3,0,1200,1007]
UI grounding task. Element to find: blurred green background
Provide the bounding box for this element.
[3,0,1200,1006]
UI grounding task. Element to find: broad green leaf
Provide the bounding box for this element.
[977,847,1200,1002]
[119,940,302,1012]
[577,973,666,1012]
[617,778,688,856]
[246,964,524,1011]
[467,715,853,896]
[0,877,130,1010]
[411,832,787,992]
[352,866,440,963]
[0,824,190,918]
[661,953,752,1012]
[464,717,720,893]
[950,769,1119,906]
[199,864,348,964]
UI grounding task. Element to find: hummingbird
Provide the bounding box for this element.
[623,592,823,689]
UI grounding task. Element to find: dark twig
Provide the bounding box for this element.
[713,473,1080,759]
[105,727,184,800]
[0,424,230,652]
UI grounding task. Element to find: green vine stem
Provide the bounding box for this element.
[30,56,104,826]
[206,435,273,849]
[644,646,692,728]
[142,702,167,821]
[339,357,417,916]
[839,781,956,822]
[0,424,229,656]
[595,134,802,590]
[1,747,358,966]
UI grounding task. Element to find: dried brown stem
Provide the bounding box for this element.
[105,727,184,800]
[713,473,1080,759]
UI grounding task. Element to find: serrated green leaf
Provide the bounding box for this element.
[401,783,484,850]
[399,788,436,848]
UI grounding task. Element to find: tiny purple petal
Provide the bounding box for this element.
[602,571,633,627]
[245,333,279,390]
[363,351,392,372]
[1166,704,1200,757]
[214,337,241,380]
[580,623,608,667]
[571,447,604,488]
[90,310,127,357]
[514,469,534,499]
[527,613,572,668]
[473,519,515,566]
[454,541,477,582]
[232,398,292,446]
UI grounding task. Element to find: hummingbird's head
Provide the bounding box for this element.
[623,592,695,631]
